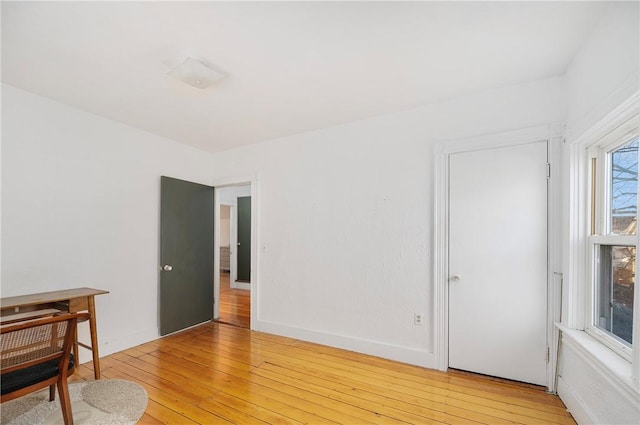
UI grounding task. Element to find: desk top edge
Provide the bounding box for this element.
[1,287,109,308]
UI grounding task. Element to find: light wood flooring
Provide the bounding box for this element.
[71,322,576,425]
[217,273,250,328]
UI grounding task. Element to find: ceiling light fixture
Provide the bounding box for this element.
[167,57,226,89]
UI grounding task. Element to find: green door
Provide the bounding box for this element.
[237,196,251,282]
[160,176,214,336]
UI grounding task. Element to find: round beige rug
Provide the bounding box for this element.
[0,379,148,425]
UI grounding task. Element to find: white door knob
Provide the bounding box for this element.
[449,275,461,282]
[163,265,173,272]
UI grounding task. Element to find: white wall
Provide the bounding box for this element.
[220,205,231,247]
[218,185,251,205]
[211,76,564,367]
[1,84,215,359]
[560,2,640,424]
[565,2,640,140]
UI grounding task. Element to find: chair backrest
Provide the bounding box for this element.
[1,313,90,375]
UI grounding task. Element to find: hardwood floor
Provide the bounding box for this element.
[71,322,576,425]
[217,273,250,328]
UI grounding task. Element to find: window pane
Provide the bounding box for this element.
[596,245,635,345]
[610,138,638,235]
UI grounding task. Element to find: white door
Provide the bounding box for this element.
[448,141,548,386]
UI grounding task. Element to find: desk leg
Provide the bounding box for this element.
[88,296,101,379]
[73,327,79,376]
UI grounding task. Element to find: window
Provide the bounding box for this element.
[588,120,638,359]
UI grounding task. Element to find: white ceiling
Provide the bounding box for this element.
[2,1,609,153]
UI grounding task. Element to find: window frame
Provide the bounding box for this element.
[586,118,638,361]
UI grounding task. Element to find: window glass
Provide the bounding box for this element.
[596,245,635,345]
[610,138,638,235]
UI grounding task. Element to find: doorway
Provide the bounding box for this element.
[215,184,252,328]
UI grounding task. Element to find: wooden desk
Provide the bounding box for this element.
[1,287,109,379]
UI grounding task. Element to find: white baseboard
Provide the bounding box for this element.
[254,319,434,368]
[78,327,159,363]
[231,281,251,291]
[84,321,434,374]
[557,377,596,425]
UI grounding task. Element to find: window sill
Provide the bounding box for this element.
[556,324,639,398]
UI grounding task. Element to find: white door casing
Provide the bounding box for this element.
[213,176,259,329]
[448,140,548,385]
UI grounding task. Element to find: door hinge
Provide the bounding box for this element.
[546,163,551,179]
[545,346,550,363]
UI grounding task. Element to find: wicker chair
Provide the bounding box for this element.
[1,312,90,425]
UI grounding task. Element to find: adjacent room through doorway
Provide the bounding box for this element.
[215,185,252,328]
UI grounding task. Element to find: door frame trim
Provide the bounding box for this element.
[433,123,564,391]
[213,174,259,330]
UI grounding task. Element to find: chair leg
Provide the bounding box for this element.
[49,384,56,401]
[56,378,74,425]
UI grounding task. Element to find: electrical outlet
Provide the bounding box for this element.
[414,313,423,326]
